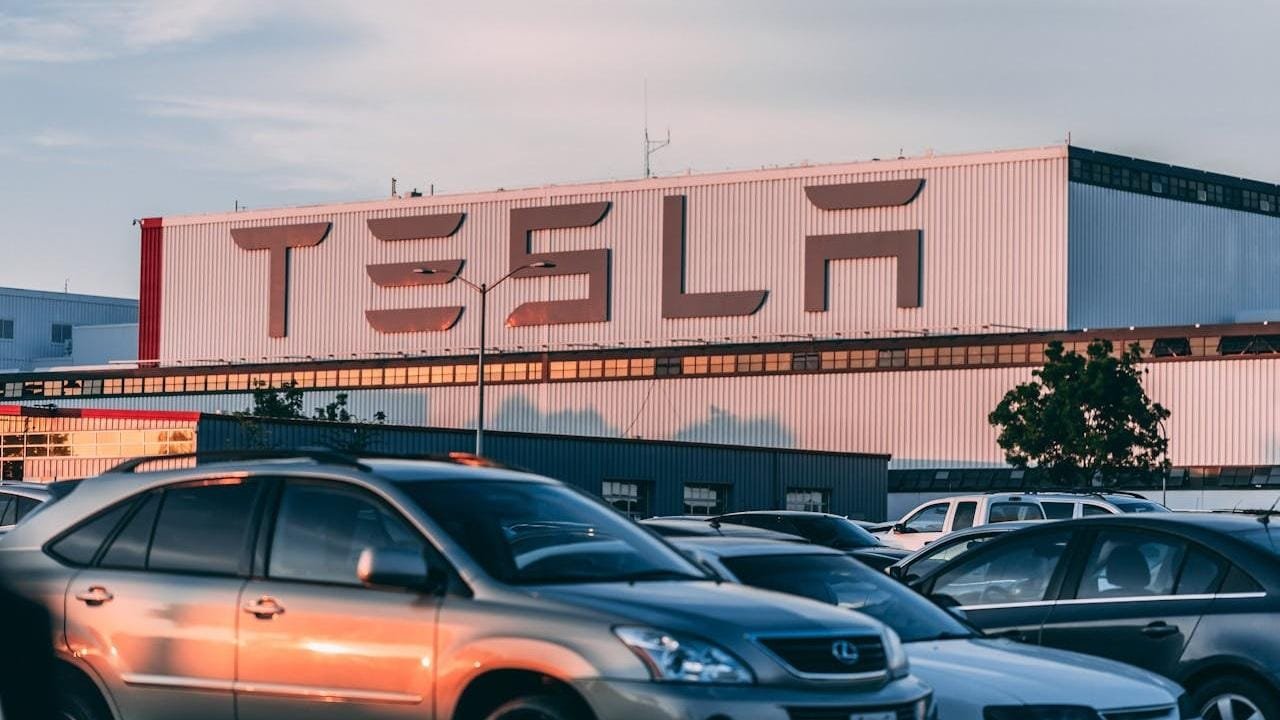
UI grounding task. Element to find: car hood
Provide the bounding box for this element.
[529,580,887,637]
[908,638,1180,712]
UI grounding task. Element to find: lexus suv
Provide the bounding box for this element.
[0,451,934,720]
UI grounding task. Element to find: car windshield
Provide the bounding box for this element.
[788,516,880,549]
[395,479,707,585]
[1110,498,1170,513]
[722,553,974,642]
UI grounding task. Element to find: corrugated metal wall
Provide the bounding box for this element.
[0,289,138,370]
[20,355,1280,470]
[1068,183,1280,328]
[196,416,889,520]
[157,148,1069,363]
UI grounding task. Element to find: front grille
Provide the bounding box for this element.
[759,634,886,676]
[1102,707,1177,720]
[787,704,917,720]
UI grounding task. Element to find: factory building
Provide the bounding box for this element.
[3,144,1280,512]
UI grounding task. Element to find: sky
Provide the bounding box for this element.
[2,0,1277,298]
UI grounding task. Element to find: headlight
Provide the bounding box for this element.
[614,626,754,684]
[984,707,1100,720]
[883,626,910,679]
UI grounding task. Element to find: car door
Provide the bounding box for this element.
[921,527,1076,643]
[888,502,952,551]
[236,478,440,720]
[62,478,263,720]
[1038,528,1217,678]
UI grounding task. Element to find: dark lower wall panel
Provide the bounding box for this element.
[197,416,889,520]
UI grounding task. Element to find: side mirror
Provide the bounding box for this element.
[357,547,440,592]
[892,523,907,533]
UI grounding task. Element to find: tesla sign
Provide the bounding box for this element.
[232,179,925,338]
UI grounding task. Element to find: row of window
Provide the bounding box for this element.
[0,429,196,460]
[600,480,830,519]
[4,331,1280,401]
[889,465,1280,493]
[0,320,73,343]
[1070,150,1280,217]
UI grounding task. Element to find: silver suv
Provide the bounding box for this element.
[0,451,934,720]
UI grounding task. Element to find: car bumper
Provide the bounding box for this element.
[574,677,934,720]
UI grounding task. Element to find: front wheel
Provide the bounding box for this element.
[483,694,588,720]
[1194,676,1280,720]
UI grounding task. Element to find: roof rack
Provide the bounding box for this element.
[104,448,513,475]
[1003,488,1150,500]
[105,448,372,475]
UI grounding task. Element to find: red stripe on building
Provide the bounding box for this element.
[138,217,164,363]
[0,405,200,422]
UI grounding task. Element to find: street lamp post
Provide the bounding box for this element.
[415,261,554,456]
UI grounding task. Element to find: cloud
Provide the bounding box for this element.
[30,129,90,148]
[0,0,267,63]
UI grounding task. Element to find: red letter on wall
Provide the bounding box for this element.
[231,222,331,338]
[803,179,925,312]
[364,213,468,333]
[661,195,768,318]
[506,202,612,327]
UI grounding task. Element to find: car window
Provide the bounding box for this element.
[723,553,973,643]
[99,492,162,570]
[987,501,1043,523]
[14,496,40,522]
[908,532,1000,579]
[396,479,705,585]
[1076,530,1185,599]
[788,516,879,549]
[903,503,949,533]
[722,514,781,532]
[1081,504,1112,517]
[952,502,978,531]
[0,496,15,526]
[1220,565,1263,594]
[931,530,1071,607]
[1109,498,1169,513]
[1176,546,1226,595]
[148,479,260,576]
[1041,501,1075,520]
[48,503,133,566]
[269,481,427,586]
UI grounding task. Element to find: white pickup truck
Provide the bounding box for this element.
[877,491,1166,551]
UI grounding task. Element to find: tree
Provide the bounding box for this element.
[233,383,386,451]
[988,339,1171,487]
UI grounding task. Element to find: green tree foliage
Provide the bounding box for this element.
[234,383,386,451]
[988,339,1171,486]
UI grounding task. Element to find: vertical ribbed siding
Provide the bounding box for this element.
[157,148,1069,363]
[1068,184,1280,328]
[137,218,163,361]
[196,415,889,520]
[0,289,138,369]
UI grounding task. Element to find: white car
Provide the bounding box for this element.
[675,537,1194,720]
[881,491,1168,551]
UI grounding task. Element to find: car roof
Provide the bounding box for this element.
[639,518,810,541]
[670,536,845,558]
[718,510,846,519]
[0,482,51,498]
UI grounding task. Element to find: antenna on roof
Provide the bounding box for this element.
[643,79,670,178]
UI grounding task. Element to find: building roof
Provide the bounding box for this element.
[0,287,137,306]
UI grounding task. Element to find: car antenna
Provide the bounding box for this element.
[1258,495,1280,527]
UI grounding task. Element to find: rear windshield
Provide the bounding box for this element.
[788,516,880,549]
[1110,499,1170,513]
[395,480,705,585]
[722,553,973,643]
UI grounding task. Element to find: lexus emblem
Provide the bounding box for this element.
[830,639,861,665]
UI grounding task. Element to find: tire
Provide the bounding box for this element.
[1193,675,1280,720]
[482,694,588,720]
[56,679,111,720]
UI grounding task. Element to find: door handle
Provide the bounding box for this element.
[242,596,286,620]
[1142,621,1180,639]
[74,586,114,606]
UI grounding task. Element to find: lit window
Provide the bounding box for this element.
[710,355,737,373]
[143,377,163,393]
[123,378,143,394]
[580,360,604,378]
[384,367,407,385]
[738,354,764,373]
[550,361,578,380]
[682,356,709,375]
[185,376,206,392]
[430,365,455,384]
[455,365,477,383]
[360,368,382,386]
[338,369,358,386]
[206,375,227,392]
[604,359,628,377]
[764,353,790,372]
[786,489,831,513]
[629,358,655,376]
[315,371,338,387]
[104,378,124,394]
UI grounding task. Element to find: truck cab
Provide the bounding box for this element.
[878,493,1046,551]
